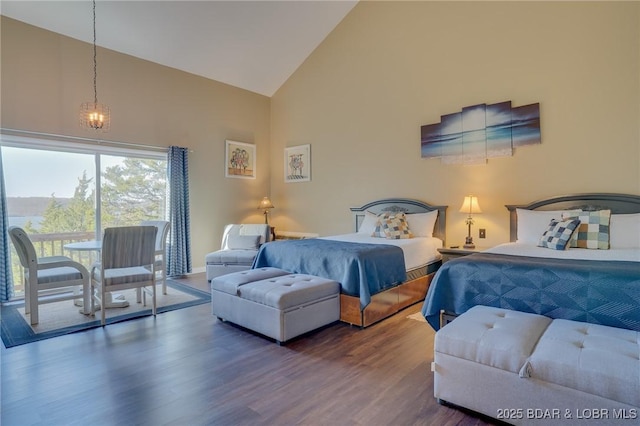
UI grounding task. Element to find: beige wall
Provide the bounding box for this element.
[1,17,271,270]
[3,1,640,269]
[270,1,640,247]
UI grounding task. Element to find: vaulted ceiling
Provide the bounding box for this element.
[1,1,358,97]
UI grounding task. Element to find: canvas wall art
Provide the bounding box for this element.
[421,101,541,165]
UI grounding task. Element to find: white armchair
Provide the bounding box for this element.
[205,224,270,282]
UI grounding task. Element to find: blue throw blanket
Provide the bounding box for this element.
[422,253,640,331]
[252,239,406,309]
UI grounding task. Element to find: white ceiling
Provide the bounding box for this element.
[0,1,357,97]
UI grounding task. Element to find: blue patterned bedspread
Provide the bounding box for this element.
[421,253,640,331]
[252,239,406,309]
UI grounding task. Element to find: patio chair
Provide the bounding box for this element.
[8,226,91,325]
[90,225,157,326]
[140,220,170,294]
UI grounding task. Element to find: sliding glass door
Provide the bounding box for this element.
[3,140,167,299]
[100,155,166,230]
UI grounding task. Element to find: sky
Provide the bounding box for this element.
[3,146,123,198]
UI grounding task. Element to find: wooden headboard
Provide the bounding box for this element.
[350,198,448,245]
[505,193,640,242]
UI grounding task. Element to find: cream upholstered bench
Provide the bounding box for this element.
[211,267,340,344]
[433,305,640,425]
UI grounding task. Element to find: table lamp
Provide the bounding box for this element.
[258,196,275,225]
[459,195,482,249]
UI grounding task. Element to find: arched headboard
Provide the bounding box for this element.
[350,198,448,245]
[505,193,640,242]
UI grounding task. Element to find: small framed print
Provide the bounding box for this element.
[284,144,311,183]
[225,140,256,179]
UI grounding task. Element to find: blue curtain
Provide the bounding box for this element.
[167,146,192,276]
[0,147,14,301]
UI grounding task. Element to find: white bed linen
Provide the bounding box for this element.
[485,242,640,262]
[320,233,443,270]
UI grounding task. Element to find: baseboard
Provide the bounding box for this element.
[168,267,206,278]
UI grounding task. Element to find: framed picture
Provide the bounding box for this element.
[225,140,256,179]
[284,144,311,183]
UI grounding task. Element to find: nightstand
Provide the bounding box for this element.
[274,231,320,240]
[438,246,487,263]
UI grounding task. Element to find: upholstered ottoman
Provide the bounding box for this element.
[433,305,640,425]
[210,267,290,294]
[526,319,640,409]
[433,306,552,422]
[211,268,340,344]
[435,305,553,376]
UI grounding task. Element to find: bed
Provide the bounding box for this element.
[422,193,640,331]
[253,198,447,327]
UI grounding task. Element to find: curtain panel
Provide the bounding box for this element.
[0,147,14,301]
[167,146,192,276]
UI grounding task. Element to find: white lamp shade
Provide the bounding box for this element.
[258,197,274,210]
[459,196,482,215]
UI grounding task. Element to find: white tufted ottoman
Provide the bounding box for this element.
[435,305,552,375]
[434,305,552,418]
[433,305,640,425]
[211,268,340,344]
[211,267,291,294]
[527,320,640,409]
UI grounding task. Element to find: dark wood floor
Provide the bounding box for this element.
[1,273,494,426]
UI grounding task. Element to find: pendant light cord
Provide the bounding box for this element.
[92,0,98,106]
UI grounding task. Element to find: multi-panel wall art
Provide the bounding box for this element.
[421,101,541,164]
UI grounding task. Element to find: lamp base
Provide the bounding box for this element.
[464,236,475,249]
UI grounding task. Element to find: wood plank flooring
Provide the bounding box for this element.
[1,273,494,426]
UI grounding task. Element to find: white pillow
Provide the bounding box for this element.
[609,213,640,248]
[405,210,438,238]
[516,208,581,245]
[358,210,379,235]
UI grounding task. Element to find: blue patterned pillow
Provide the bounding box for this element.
[538,219,581,250]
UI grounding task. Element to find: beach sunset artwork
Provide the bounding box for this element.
[421,101,540,164]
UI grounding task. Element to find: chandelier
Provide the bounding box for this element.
[80,0,110,131]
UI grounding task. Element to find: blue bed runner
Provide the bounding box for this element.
[422,253,640,331]
[253,239,406,309]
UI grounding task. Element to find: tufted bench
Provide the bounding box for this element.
[211,267,340,344]
[433,305,640,425]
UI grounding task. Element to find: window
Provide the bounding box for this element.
[2,135,167,298]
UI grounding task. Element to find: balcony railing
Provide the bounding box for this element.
[9,231,96,297]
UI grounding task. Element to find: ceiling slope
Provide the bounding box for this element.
[1,0,357,97]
